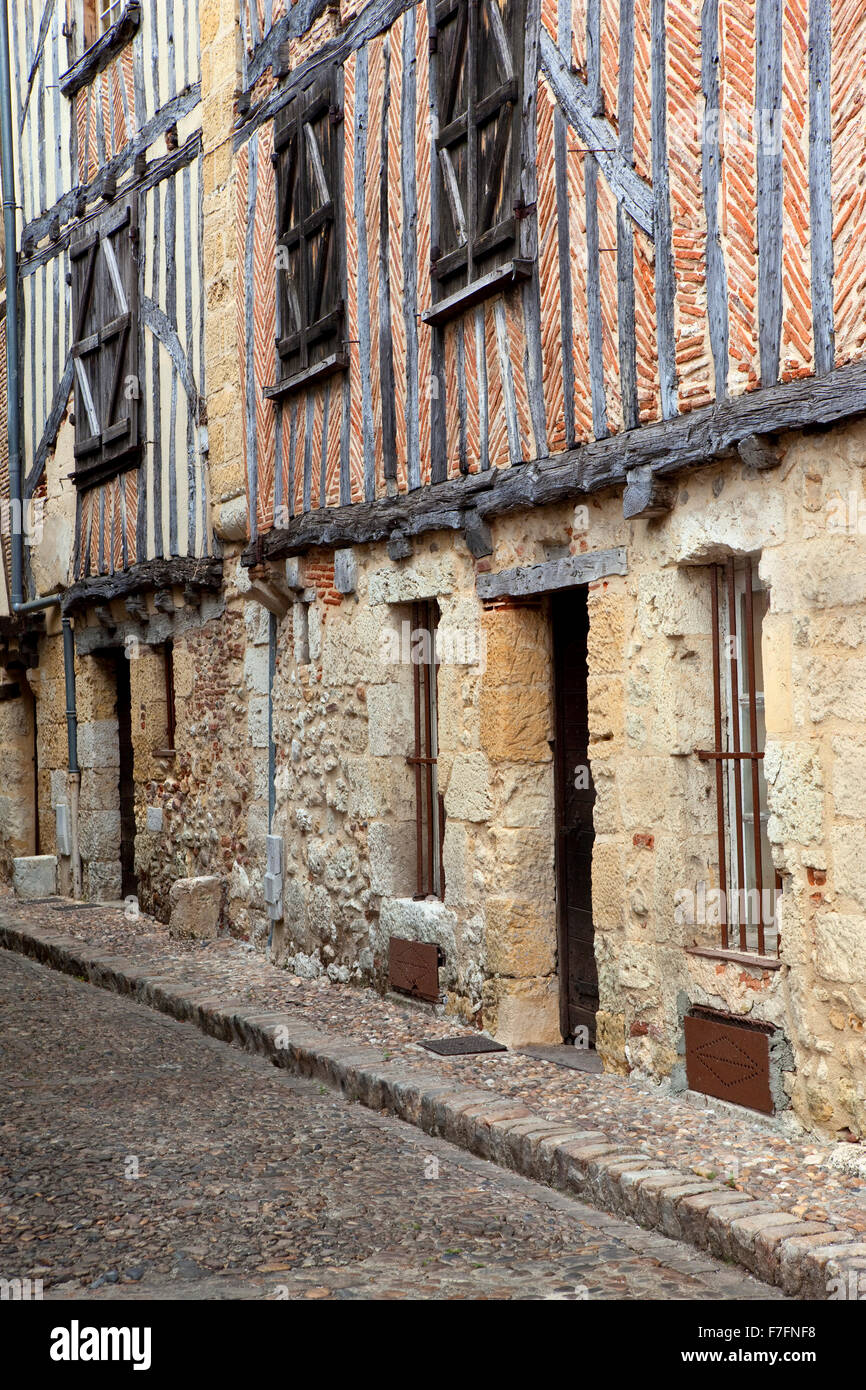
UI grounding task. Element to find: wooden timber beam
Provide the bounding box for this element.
[538,29,654,238]
[477,548,628,600]
[61,558,223,615]
[59,3,141,100]
[244,356,866,562]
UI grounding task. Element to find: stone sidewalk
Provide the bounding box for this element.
[2,890,865,1298]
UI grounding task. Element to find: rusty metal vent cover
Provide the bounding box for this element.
[420,1035,507,1056]
[388,937,441,1003]
[684,1009,774,1114]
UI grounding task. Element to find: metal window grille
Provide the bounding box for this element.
[406,600,445,898]
[164,640,176,752]
[698,557,781,957]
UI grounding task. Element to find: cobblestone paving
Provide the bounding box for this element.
[3,893,863,1241]
[0,951,782,1301]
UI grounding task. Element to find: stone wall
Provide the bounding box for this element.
[250,416,866,1137]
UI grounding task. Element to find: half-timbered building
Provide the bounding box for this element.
[3,0,866,1136]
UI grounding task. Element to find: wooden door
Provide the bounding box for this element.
[553,590,599,1043]
[113,650,137,900]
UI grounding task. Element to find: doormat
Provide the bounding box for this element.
[420,1035,507,1056]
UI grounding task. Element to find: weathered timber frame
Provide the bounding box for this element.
[60,0,141,99]
[269,67,346,398]
[69,194,141,489]
[242,356,866,563]
[61,557,223,615]
[431,0,525,296]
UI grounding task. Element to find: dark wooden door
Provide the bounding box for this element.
[553,590,598,1043]
[113,650,137,900]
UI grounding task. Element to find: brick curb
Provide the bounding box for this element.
[3,917,863,1298]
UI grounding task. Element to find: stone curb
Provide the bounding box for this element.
[1,916,859,1299]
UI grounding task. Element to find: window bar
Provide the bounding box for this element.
[422,604,436,897]
[725,557,748,951]
[164,640,176,752]
[742,558,766,954]
[710,566,729,949]
[411,602,424,896]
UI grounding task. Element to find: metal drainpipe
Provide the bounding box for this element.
[267,610,276,949]
[62,614,82,899]
[0,0,23,609]
[0,6,80,894]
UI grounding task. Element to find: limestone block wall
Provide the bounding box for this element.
[259,413,866,1135]
[267,538,560,1042]
[0,675,37,874]
[132,557,271,941]
[525,419,866,1139]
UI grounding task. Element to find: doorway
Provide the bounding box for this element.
[552,589,599,1044]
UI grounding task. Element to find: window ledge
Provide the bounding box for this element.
[60,2,141,100]
[685,945,782,971]
[422,259,533,329]
[264,353,348,401]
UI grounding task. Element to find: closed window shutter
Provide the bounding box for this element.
[69,196,140,487]
[275,72,343,387]
[433,0,522,295]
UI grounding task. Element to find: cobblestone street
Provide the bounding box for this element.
[0,951,781,1302]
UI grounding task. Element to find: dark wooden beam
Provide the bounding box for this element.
[244,357,866,561]
[62,558,223,614]
[21,90,200,252]
[622,464,675,519]
[476,548,628,599]
[59,4,141,99]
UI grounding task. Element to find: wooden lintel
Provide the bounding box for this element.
[623,464,676,520]
[62,558,223,614]
[476,547,628,600]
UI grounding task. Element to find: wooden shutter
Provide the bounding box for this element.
[69,196,140,487]
[273,72,344,391]
[433,0,522,295]
[474,0,520,259]
[434,0,470,286]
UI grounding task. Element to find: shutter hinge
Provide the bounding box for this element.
[429,27,438,54]
[329,103,343,125]
[513,198,536,220]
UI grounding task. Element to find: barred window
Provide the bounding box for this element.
[406,600,446,899]
[699,558,780,957]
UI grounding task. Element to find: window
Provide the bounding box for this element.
[271,71,345,395]
[163,641,176,753]
[432,0,525,299]
[69,196,141,488]
[82,0,124,51]
[699,558,780,957]
[406,601,446,898]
